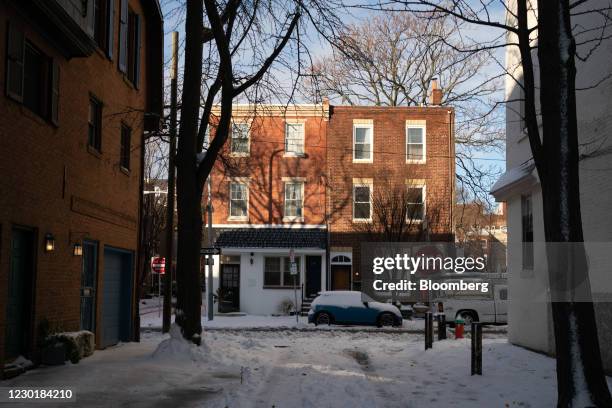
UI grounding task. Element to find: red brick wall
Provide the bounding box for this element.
[327,106,455,281]
[0,0,152,369]
[210,114,329,226]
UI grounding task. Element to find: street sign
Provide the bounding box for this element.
[289,249,295,263]
[290,262,298,275]
[200,247,221,255]
[151,257,166,274]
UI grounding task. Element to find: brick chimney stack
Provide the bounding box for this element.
[430,78,443,105]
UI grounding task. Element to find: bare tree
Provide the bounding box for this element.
[358,0,612,405]
[310,11,505,206]
[167,0,343,343]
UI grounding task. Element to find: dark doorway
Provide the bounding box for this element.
[80,241,98,332]
[305,256,322,297]
[331,265,351,290]
[5,227,35,360]
[220,264,240,312]
[101,248,133,347]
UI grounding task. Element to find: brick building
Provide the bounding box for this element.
[0,0,162,373]
[207,91,455,315]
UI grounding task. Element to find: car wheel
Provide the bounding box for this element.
[459,311,476,327]
[378,312,396,328]
[315,312,332,326]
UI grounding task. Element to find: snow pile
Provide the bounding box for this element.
[152,324,214,365]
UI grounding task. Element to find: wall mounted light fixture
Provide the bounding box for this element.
[73,242,83,256]
[44,233,56,252]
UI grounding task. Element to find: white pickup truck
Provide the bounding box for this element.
[435,284,508,325]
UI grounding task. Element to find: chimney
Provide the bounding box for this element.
[430,78,443,105]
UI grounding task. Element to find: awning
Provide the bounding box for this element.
[490,161,538,201]
[214,228,327,249]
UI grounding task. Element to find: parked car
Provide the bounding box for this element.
[308,291,403,327]
[435,284,508,326]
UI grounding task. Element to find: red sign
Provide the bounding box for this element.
[151,257,166,274]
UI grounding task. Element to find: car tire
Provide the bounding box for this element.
[315,312,332,326]
[458,311,477,327]
[377,312,396,328]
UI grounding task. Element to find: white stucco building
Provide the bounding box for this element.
[492,0,612,373]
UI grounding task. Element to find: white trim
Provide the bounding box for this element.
[352,181,373,222]
[405,182,426,223]
[219,247,326,253]
[212,224,326,229]
[405,123,426,164]
[283,180,305,221]
[230,120,251,157]
[284,121,306,157]
[228,180,249,221]
[353,122,374,163]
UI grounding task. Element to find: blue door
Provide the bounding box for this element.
[101,248,133,347]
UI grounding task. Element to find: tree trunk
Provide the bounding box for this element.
[175,0,204,344]
[537,1,612,406]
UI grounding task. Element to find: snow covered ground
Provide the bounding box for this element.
[139,297,507,333]
[4,327,609,407]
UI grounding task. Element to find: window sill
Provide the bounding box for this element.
[120,166,131,176]
[283,217,304,223]
[284,152,306,158]
[227,217,249,222]
[87,146,102,158]
[352,218,372,223]
[406,159,426,164]
[353,159,373,164]
[517,129,529,143]
[122,75,138,91]
[406,218,423,224]
[230,152,250,158]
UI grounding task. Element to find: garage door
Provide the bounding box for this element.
[101,248,133,347]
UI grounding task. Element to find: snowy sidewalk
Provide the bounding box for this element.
[3,329,609,407]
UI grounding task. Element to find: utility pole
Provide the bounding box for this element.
[163,31,179,333]
[206,174,214,321]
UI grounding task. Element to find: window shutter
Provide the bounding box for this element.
[6,22,25,102]
[133,14,141,88]
[51,60,60,125]
[106,0,115,59]
[118,0,128,73]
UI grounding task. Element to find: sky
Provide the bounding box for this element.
[158,1,509,203]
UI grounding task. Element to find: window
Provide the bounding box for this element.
[353,184,372,221]
[93,0,114,57]
[6,24,59,124]
[406,125,426,162]
[406,185,425,222]
[353,123,373,162]
[120,124,131,170]
[229,182,248,220]
[499,288,508,301]
[231,123,250,155]
[521,195,534,269]
[285,122,305,155]
[264,256,301,287]
[88,97,102,152]
[118,1,140,87]
[284,181,304,220]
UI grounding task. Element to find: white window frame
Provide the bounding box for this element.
[352,181,373,222]
[230,121,250,157]
[406,124,426,163]
[283,178,305,222]
[353,122,374,163]
[263,255,302,287]
[228,179,249,221]
[284,121,305,157]
[405,183,426,223]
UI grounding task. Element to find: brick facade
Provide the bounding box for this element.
[0,0,162,372]
[208,103,455,291]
